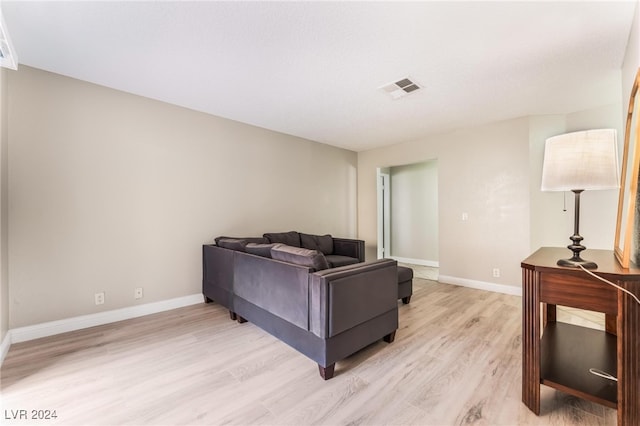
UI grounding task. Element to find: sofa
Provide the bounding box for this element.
[202,231,399,379]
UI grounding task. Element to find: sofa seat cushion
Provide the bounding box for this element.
[271,244,330,271]
[325,255,360,268]
[300,233,334,255]
[264,231,301,247]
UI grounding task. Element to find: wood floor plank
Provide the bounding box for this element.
[0,278,617,425]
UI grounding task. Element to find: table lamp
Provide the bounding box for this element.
[541,129,619,269]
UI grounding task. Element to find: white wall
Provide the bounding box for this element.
[389,161,438,263]
[7,66,357,328]
[622,2,640,115]
[1,68,8,344]
[359,117,531,289]
[619,2,640,265]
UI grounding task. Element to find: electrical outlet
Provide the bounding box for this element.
[134,287,143,299]
[95,292,105,305]
[462,212,469,221]
[492,268,500,278]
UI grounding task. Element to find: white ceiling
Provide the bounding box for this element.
[1,1,636,152]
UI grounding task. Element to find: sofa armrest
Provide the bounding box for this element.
[332,238,365,262]
[308,258,397,339]
[202,244,235,309]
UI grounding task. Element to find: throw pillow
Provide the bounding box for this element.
[271,244,330,271]
[214,236,268,245]
[245,243,278,258]
[216,238,248,252]
[300,233,334,255]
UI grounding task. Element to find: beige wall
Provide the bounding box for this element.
[359,117,531,288]
[1,68,8,342]
[528,104,624,256]
[389,160,438,262]
[5,27,634,329]
[7,67,357,328]
[359,104,623,289]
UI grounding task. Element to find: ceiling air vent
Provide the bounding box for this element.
[379,77,421,100]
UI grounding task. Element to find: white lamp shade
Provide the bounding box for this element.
[541,129,619,192]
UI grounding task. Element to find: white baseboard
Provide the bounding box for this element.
[0,277,519,364]
[438,275,522,296]
[9,293,204,344]
[391,256,439,268]
[0,330,11,365]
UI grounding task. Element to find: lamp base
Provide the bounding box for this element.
[557,257,598,269]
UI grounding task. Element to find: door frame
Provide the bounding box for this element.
[377,168,391,259]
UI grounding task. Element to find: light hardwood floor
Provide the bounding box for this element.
[1,278,616,425]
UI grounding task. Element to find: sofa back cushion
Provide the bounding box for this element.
[245,243,278,258]
[264,231,301,247]
[300,233,334,255]
[271,244,330,271]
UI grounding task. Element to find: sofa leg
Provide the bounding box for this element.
[237,315,247,324]
[229,311,237,321]
[402,296,411,304]
[383,331,396,343]
[318,363,335,380]
[204,296,213,304]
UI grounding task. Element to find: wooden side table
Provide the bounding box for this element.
[521,247,640,425]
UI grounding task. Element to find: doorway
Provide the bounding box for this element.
[376,161,439,280]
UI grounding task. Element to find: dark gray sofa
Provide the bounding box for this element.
[202,231,398,379]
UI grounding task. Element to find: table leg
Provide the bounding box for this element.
[617,281,640,425]
[543,303,556,328]
[522,268,540,415]
[605,314,616,335]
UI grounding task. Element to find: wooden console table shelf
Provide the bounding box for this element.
[522,247,640,425]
